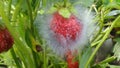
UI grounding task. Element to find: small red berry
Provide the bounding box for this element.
[0,28,14,53]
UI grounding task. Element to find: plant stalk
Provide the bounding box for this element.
[85,15,120,68]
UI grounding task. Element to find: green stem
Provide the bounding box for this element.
[92,7,104,42]
[99,56,116,64]
[11,0,23,21]
[26,0,33,25]
[43,41,47,68]
[93,4,98,14]
[64,0,68,7]
[26,0,36,37]
[33,0,40,20]
[8,0,12,17]
[93,56,116,67]
[11,48,22,68]
[42,0,46,7]
[91,40,101,47]
[85,15,120,68]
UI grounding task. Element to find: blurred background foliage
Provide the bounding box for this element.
[0,0,120,68]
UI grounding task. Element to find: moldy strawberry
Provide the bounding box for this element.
[50,12,83,46]
[35,2,95,68]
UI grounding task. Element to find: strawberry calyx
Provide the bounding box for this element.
[49,2,75,18]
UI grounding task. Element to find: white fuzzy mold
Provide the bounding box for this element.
[34,5,96,58]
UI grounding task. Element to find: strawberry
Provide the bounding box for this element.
[66,51,79,68]
[50,12,81,68]
[0,28,14,53]
[50,12,83,46]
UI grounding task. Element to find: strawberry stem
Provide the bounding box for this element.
[64,0,68,7]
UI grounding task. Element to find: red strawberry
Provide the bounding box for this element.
[50,12,83,46]
[0,28,14,53]
[66,51,79,68]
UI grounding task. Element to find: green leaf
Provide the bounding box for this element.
[25,28,40,52]
[92,63,108,68]
[113,38,120,61]
[106,11,120,27]
[106,1,120,9]
[80,46,92,68]
[108,64,120,68]
[116,0,120,5]
[99,56,116,64]
[106,10,120,27]
[59,8,71,18]
[102,0,110,6]
[0,51,15,67]
[107,10,120,16]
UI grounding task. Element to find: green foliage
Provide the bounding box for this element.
[113,38,120,61]
[80,46,92,68]
[0,0,120,68]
